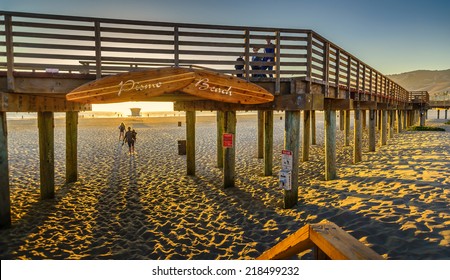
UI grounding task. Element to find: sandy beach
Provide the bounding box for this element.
[0,112,449,260]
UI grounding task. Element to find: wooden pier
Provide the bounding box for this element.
[0,11,433,229]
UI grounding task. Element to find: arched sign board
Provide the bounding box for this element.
[66,67,274,104]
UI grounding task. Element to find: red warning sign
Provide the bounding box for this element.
[223,133,233,148]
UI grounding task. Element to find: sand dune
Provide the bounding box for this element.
[0,112,448,259]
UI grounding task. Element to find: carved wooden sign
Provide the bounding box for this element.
[66,67,274,104]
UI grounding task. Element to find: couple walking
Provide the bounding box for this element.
[236,38,274,78]
[119,122,137,154]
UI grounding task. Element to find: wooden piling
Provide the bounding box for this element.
[402,110,407,129]
[186,111,196,176]
[216,111,224,168]
[362,110,367,129]
[339,110,344,131]
[344,110,350,146]
[353,108,362,163]
[38,111,55,199]
[420,110,426,126]
[311,110,316,145]
[378,110,382,131]
[396,110,402,133]
[380,110,387,146]
[302,110,310,162]
[0,112,11,228]
[324,109,337,180]
[388,111,394,139]
[284,110,300,209]
[368,109,376,152]
[264,111,273,176]
[223,111,236,188]
[257,111,264,159]
[66,111,78,183]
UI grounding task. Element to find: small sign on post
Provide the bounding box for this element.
[281,150,293,171]
[279,150,293,190]
[223,133,233,148]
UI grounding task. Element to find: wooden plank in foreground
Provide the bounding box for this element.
[309,222,383,260]
[257,224,312,260]
[257,221,383,260]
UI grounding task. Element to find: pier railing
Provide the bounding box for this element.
[1,11,410,103]
[257,221,383,260]
[409,91,429,103]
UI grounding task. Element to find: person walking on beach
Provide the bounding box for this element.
[263,38,275,78]
[118,122,126,141]
[123,127,135,154]
[132,129,137,144]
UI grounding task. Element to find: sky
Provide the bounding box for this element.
[2,0,449,113]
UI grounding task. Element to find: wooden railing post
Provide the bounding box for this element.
[323,42,330,97]
[5,15,15,91]
[244,29,250,81]
[94,21,102,78]
[346,56,351,99]
[174,26,179,67]
[275,31,281,94]
[335,48,341,98]
[306,31,313,85]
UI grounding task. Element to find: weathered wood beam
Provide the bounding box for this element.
[339,110,344,131]
[0,92,91,112]
[284,110,300,209]
[323,101,337,180]
[380,110,387,146]
[309,222,383,260]
[257,223,312,259]
[388,110,394,139]
[311,110,316,145]
[257,111,264,159]
[174,94,324,112]
[66,111,78,183]
[344,110,350,147]
[216,111,224,168]
[396,110,402,133]
[186,111,196,176]
[223,111,236,188]
[368,109,376,152]
[264,111,273,176]
[257,221,383,260]
[38,111,55,199]
[0,112,11,228]
[302,110,310,162]
[353,108,362,163]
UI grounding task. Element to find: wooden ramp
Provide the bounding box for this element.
[257,221,383,260]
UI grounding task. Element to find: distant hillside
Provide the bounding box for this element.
[387,69,450,99]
